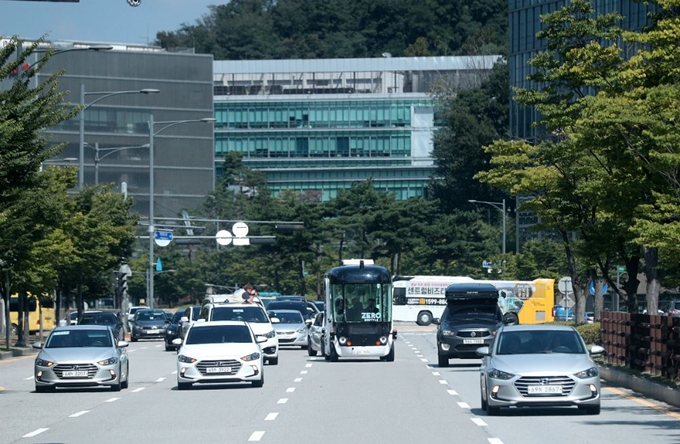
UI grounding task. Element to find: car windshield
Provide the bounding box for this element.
[186,325,253,344]
[444,303,500,323]
[269,311,304,324]
[210,306,268,323]
[496,330,585,355]
[80,313,117,326]
[136,311,166,321]
[171,311,183,323]
[190,307,201,321]
[46,330,113,348]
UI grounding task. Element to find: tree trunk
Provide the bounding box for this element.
[643,246,660,314]
[560,229,585,324]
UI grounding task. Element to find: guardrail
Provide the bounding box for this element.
[600,311,680,381]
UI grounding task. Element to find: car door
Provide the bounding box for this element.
[310,312,324,350]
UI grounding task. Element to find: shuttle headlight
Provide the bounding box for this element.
[338,336,348,345]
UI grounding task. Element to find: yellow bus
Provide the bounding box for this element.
[392,276,554,326]
[9,295,56,334]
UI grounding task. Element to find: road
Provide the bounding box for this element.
[1,323,679,443]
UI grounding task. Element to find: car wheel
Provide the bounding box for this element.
[268,357,279,365]
[385,345,395,362]
[481,391,488,411]
[121,364,129,389]
[487,406,501,416]
[177,382,192,390]
[131,337,138,342]
[416,311,433,326]
[252,372,264,388]
[110,375,122,392]
[330,343,339,362]
[307,338,317,356]
[165,342,173,351]
[438,355,449,368]
[503,312,519,325]
[35,385,48,393]
[320,336,326,358]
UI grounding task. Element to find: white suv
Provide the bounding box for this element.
[199,303,279,365]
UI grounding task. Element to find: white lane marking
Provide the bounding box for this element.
[127,349,137,352]
[70,411,90,418]
[24,376,33,380]
[286,387,296,393]
[248,431,265,441]
[488,439,504,444]
[439,380,448,385]
[132,387,145,393]
[421,358,429,362]
[23,428,48,438]
[156,344,162,348]
[140,347,148,350]
[447,390,458,396]
[277,398,288,404]
[265,413,278,421]
[105,398,120,403]
[305,364,313,368]
[412,348,419,352]
[432,372,440,376]
[294,378,303,382]
[156,377,165,382]
[458,402,471,409]
[471,418,487,426]
[300,370,308,374]
[172,371,177,374]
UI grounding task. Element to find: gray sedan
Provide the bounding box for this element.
[477,324,603,415]
[33,325,130,392]
[268,309,309,348]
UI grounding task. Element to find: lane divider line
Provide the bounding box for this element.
[457,402,471,409]
[277,398,288,404]
[22,428,48,438]
[132,387,145,393]
[294,378,303,382]
[488,438,504,444]
[69,411,90,418]
[105,398,120,403]
[471,418,487,426]
[286,387,296,393]
[605,386,680,420]
[248,431,265,441]
[265,413,278,421]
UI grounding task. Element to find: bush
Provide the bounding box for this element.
[576,323,601,345]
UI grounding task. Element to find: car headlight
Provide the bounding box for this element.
[178,354,197,364]
[296,326,306,334]
[36,358,54,367]
[241,352,261,362]
[263,330,276,339]
[441,330,456,336]
[97,357,118,366]
[488,367,515,380]
[574,367,599,379]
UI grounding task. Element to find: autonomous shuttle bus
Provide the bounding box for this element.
[323,259,395,362]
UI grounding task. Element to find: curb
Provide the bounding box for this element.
[600,365,680,409]
[0,347,39,360]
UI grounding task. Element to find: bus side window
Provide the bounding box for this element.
[393,288,406,305]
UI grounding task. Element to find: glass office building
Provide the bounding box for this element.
[2,39,215,219]
[509,0,655,248]
[213,56,501,201]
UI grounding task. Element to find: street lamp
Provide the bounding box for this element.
[469,198,507,255]
[147,115,215,308]
[84,142,150,185]
[18,43,113,77]
[78,86,160,189]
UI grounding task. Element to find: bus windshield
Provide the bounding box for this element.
[330,282,392,323]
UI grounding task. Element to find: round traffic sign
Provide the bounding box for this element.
[232,221,249,238]
[558,276,573,294]
[215,229,233,246]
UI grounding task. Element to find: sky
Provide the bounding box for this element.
[0,0,220,45]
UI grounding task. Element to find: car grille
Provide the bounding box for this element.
[279,338,295,343]
[53,363,98,379]
[196,359,241,376]
[458,330,492,338]
[514,375,575,397]
[277,331,295,335]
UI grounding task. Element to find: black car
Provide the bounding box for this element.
[78,311,124,342]
[267,300,318,322]
[164,310,183,351]
[130,309,168,342]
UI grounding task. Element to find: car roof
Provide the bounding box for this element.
[189,320,249,328]
[53,325,111,332]
[210,303,263,309]
[501,324,576,333]
[268,309,304,316]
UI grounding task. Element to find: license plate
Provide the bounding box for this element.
[463,339,484,344]
[528,385,562,394]
[359,349,371,355]
[62,371,88,378]
[206,367,231,373]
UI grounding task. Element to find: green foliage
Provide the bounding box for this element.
[575,322,601,346]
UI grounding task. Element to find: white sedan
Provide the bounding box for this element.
[173,321,265,389]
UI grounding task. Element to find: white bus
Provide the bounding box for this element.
[392,275,475,325]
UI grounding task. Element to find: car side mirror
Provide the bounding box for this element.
[589,345,605,356]
[117,341,129,348]
[305,319,313,327]
[172,338,183,346]
[32,342,43,349]
[180,316,188,323]
[476,346,490,357]
[270,317,280,324]
[432,318,441,325]
[256,336,267,343]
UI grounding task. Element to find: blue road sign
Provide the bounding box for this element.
[589,281,608,296]
[156,257,162,271]
[154,231,173,241]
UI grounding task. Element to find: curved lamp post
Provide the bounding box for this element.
[78,87,160,189]
[469,199,507,255]
[84,142,150,185]
[147,115,215,308]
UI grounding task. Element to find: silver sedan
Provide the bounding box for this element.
[477,324,603,415]
[34,325,129,392]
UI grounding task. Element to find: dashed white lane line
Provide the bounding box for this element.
[447,389,458,396]
[471,418,487,426]
[294,378,303,382]
[172,371,177,374]
[305,364,313,368]
[421,358,429,362]
[69,411,90,418]
[432,372,440,376]
[457,402,471,409]
[277,398,288,404]
[248,431,265,441]
[265,413,278,421]
[156,377,166,382]
[132,387,145,393]
[439,380,448,385]
[22,428,48,438]
[300,370,308,374]
[488,439,504,444]
[105,398,120,403]
[286,387,296,393]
